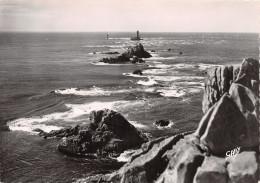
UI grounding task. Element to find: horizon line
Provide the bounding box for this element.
[0,31,259,34]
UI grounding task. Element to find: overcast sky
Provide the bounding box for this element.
[0,0,259,32]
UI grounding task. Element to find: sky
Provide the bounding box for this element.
[0,0,259,32]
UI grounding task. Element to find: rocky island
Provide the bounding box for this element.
[98,43,151,64]
[76,58,259,183]
[37,109,148,158]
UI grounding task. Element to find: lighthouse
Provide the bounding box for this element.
[137,30,140,39]
[130,30,142,40]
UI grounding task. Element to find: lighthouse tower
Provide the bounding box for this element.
[137,30,140,38]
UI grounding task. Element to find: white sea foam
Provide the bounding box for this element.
[137,78,158,86]
[145,56,176,61]
[154,64,172,69]
[116,149,136,162]
[197,63,222,70]
[173,63,195,69]
[54,87,111,96]
[129,120,146,128]
[142,69,167,75]
[158,89,186,97]
[152,76,204,82]
[8,101,129,133]
[92,62,133,66]
[8,100,146,133]
[122,73,147,78]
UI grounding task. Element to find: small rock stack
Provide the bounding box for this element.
[107,58,259,183]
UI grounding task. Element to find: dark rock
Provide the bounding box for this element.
[155,120,170,127]
[179,52,182,55]
[227,151,258,183]
[122,43,151,58]
[132,56,145,64]
[151,50,156,52]
[194,103,216,139]
[99,55,130,64]
[193,156,228,183]
[57,109,148,157]
[133,69,143,75]
[158,139,204,183]
[102,51,120,54]
[167,48,171,51]
[234,58,259,96]
[109,134,184,183]
[202,65,233,114]
[1,124,10,131]
[200,93,248,155]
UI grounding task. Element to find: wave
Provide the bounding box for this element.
[92,62,133,66]
[122,73,147,78]
[116,149,136,162]
[145,56,176,61]
[152,76,204,82]
[8,101,126,133]
[158,88,186,97]
[108,38,130,40]
[142,69,167,75]
[197,63,222,70]
[54,87,112,96]
[137,78,158,86]
[129,120,147,128]
[8,100,146,133]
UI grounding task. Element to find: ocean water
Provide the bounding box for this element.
[0,32,258,182]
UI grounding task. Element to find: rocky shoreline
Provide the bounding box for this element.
[75,58,259,183]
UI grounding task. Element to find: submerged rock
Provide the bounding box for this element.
[56,109,148,157]
[155,120,170,127]
[132,69,143,75]
[101,51,120,54]
[131,56,144,64]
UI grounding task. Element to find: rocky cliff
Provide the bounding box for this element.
[89,58,259,183]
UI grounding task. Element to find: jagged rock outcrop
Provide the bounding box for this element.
[99,55,130,64]
[98,43,151,64]
[122,43,151,58]
[202,58,259,113]
[99,58,259,183]
[202,65,233,113]
[109,133,187,183]
[38,109,148,157]
[197,58,259,155]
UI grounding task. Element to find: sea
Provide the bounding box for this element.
[0,32,258,182]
